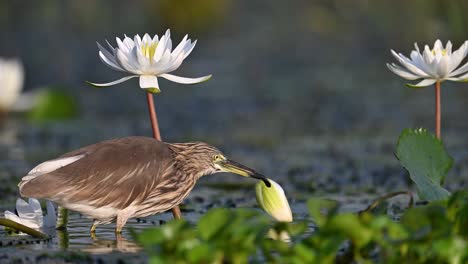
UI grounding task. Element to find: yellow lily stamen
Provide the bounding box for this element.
[141,42,158,59]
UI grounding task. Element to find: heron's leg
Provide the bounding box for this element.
[90,220,98,234]
[90,231,97,240]
[116,212,131,234]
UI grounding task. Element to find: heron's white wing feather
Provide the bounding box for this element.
[23,155,85,182]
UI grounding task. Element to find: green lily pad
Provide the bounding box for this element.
[28,89,79,122]
[396,128,452,201]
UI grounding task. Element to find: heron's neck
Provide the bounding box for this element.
[168,143,215,179]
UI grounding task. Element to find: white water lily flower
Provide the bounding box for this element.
[0,58,24,111]
[4,198,56,230]
[387,39,468,87]
[256,178,293,222]
[89,29,212,93]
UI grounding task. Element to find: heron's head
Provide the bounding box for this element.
[171,142,271,187]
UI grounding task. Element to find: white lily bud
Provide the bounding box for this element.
[255,178,293,222]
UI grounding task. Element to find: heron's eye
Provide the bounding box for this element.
[213,155,223,161]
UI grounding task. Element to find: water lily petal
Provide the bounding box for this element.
[4,210,25,225]
[16,198,40,228]
[139,75,159,89]
[135,46,151,70]
[423,45,435,64]
[134,34,142,46]
[16,199,34,219]
[410,51,433,75]
[44,201,56,228]
[142,33,152,44]
[387,63,421,80]
[448,69,468,81]
[433,39,443,50]
[445,40,453,55]
[166,38,172,53]
[449,61,468,78]
[160,52,186,73]
[28,198,43,227]
[391,50,429,77]
[97,42,117,63]
[448,43,467,73]
[87,75,138,87]
[406,79,437,88]
[105,40,117,57]
[154,29,171,62]
[152,34,159,43]
[414,42,420,52]
[436,56,450,78]
[183,40,197,59]
[450,41,468,77]
[116,49,141,74]
[98,49,125,72]
[172,35,189,57]
[116,37,131,54]
[160,73,212,84]
[123,35,135,50]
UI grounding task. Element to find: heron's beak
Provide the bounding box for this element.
[219,160,271,187]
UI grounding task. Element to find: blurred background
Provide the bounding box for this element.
[1,0,468,205]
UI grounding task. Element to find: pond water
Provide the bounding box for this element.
[0,186,411,264]
[1,0,468,262]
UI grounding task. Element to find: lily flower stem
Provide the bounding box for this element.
[145,92,182,220]
[435,81,441,139]
[0,218,49,239]
[56,206,68,230]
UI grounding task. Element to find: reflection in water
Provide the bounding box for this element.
[81,234,141,254]
[52,213,154,253]
[0,212,159,254]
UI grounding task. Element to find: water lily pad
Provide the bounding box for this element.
[396,128,452,201]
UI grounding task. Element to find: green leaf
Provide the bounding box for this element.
[28,88,79,122]
[198,208,231,240]
[396,128,452,201]
[327,213,373,247]
[307,198,338,226]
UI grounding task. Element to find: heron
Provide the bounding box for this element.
[18,136,270,234]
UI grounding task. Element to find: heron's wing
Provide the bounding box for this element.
[19,137,174,209]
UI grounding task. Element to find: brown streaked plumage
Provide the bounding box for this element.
[18,136,270,233]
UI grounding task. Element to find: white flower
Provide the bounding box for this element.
[4,198,56,230]
[387,39,468,87]
[255,178,293,222]
[0,58,24,111]
[89,29,212,93]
